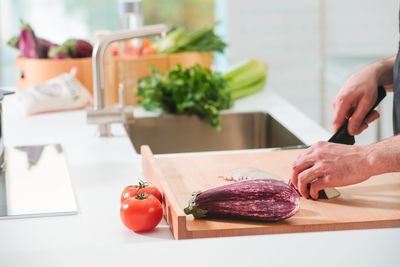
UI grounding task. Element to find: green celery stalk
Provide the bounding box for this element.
[224,59,267,92]
[223,59,257,80]
[230,76,266,100]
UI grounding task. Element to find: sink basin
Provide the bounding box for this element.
[124,112,304,154]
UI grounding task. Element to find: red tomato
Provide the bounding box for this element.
[120,194,163,232]
[142,38,152,49]
[110,43,120,56]
[123,40,140,58]
[143,46,158,56]
[121,181,163,204]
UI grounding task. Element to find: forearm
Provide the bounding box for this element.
[366,134,400,175]
[374,54,396,89]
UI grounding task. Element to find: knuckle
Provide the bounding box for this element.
[314,163,325,173]
[298,172,306,182]
[314,150,326,161]
[298,176,307,188]
[291,161,297,169]
[336,95,346,104]
[314,151,322,160]
[325,175,333,185]
[304,146,314,153]
[315,141,326,148]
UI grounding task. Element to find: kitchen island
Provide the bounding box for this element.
[0,89,399,267]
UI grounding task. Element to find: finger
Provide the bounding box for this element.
[364,110,380,124]
[297,166,324,199]
[351,110,379,135]
[331,98,337,112]
[347,99,373,135]
[291,164,311,190]
[353,122,368,135]
[291,169,300,190]
[309,177,330,200]
[332,97,352,132]
[291,155,315,189]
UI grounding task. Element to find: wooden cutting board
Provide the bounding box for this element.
[141,145,400,240]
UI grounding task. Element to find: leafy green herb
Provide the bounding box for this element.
[137,65,233,130]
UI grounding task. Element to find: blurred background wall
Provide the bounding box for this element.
[0,0,398,144]
[224,0,398,144]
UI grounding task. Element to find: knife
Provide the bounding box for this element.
[278,86,387,150]
[328,86,387,145]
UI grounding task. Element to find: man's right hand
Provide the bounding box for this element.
[331,56,395,136]
[331,64,380,136]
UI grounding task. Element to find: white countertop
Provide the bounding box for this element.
[0,89,399,267]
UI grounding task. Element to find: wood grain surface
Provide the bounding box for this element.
[141,145,400,240]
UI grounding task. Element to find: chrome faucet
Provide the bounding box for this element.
[87,24,168,136]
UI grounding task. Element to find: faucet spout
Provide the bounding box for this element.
[89,24,168,136]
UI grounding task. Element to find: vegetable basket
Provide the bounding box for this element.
[104,51,213,106]
[15,57,93,95]
[14,51,212,106]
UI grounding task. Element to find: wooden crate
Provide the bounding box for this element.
[15,57,93,95]
[104,52,213,106]
[14,52,212,107]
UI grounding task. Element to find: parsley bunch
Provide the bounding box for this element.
[137,65,233,130]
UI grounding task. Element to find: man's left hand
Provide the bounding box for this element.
[291,141,374,199]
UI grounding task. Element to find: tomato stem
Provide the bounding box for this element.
[138,180,148,189]
[135,193,149,200]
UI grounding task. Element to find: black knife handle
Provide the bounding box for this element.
[328,86,387,145]
[366,85,387,118]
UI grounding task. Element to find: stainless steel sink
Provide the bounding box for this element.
[124,112,304,154]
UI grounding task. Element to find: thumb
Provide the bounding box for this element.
[309,178,328,200]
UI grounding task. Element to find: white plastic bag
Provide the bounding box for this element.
[15,69,93,116]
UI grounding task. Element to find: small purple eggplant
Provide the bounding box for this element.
[63,39,93,58]
[47,45,70,59]
[38,38,55,57]
[8,35,55,59]
[18,19,42,58]
[184,179,300,222]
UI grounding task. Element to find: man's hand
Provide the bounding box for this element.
[291,141,374,199]
[331,56,395,136]
[332,65,380,136]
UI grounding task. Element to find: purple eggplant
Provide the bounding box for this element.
[38,38,55,57]
[63,39,93,58]
[8,19,93,59]
[48,45,70,59]
[184,179,300,222]
[8,34,55,59]
[17,19,42,58]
